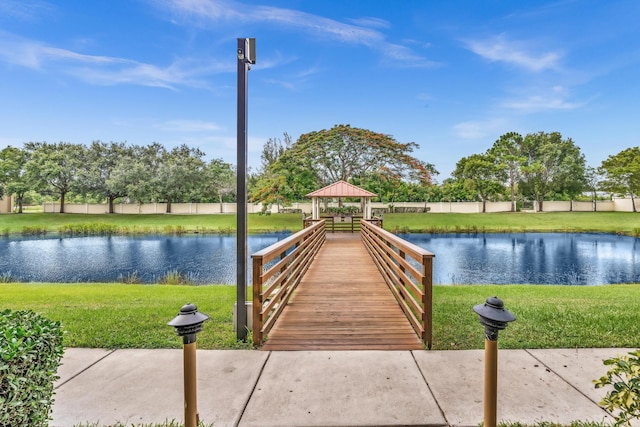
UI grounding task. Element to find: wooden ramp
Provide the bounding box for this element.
[261,233,424,351]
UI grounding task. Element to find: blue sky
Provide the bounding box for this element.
[1,0,639,180]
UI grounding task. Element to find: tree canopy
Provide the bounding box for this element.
[251,124,438,207]
[2,128,639,214]
[599,147,640,212]
[0,146,30,213]
[452,153,506,213]
[518,132,585,211]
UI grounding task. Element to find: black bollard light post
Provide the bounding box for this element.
[473,296,516,427]
[168,303,209,427]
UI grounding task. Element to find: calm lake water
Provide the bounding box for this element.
[400,232,640,285]
[1,232,638,285]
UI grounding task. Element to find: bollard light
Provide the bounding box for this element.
[473,296,516,341]
[473,296,515,427]
[168,303,209,344]
[168,303,209,427]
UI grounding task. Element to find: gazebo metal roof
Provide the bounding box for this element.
[306,180,377,198]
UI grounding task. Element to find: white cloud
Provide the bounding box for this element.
[464,33,561,72]
[347,16,391,30]
[156,120,223,132]
[453,118,507,140]
[501,86,586,113]
[0,0,54,21]
[0,31,228,89]
[162,0,439,67]
[0,33,124,69]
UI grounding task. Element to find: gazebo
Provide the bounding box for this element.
[306,180,377,220]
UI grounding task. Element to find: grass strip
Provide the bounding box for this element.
[1,283,638,350]
[384,212,640,236]
[1,211,639,236]
[0,213,304,235]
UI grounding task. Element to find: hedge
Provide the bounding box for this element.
[0,309,64,426]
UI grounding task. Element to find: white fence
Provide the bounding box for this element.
[0,195,12,214]
[39,198,638,214]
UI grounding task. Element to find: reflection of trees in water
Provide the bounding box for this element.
[408,233,638,285]
[1,232,638,285]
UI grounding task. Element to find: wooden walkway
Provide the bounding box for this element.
[261,233,425,351]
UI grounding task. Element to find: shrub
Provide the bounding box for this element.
[0,271,17,283]
[58,222,121,236]
[118,271,142,284]
[159,270,197,285]
[594,349,640,426]
[163,225,187,235]
[21,226,47,236]
[0,309,64,426]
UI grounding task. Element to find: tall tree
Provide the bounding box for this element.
[452,153,506,213]
[122,143,165,204]
[518,132,585,212]
[599,147,640,213]
[80,141,132,213]
[260,132,292,172]
[488,132,525,212]
[251,124,437,207]
[203,158,236,211]
[154,144,206,213]
[293,124,436,185]
[24,142,86,213]
[584,166,602,212]
[250,148,316,210]
[0,146,30,213]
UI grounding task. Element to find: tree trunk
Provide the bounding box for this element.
[510,184,516,212]
[482,198,487,213]
[632,194,637,213]
[570,199,574,212]
[60,192,66,214]
[17,196,23,214]
[537,197,544,212]
[166,198,172,214]
[108,196,115,214]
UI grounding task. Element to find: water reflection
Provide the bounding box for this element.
[1,232,638,285]
[401,232,640,285]
[0,233,288,285]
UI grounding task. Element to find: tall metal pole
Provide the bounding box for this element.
[236,38,255,340]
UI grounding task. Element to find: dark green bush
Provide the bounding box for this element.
[0,309,64,426]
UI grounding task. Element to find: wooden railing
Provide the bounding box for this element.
[360,220,435,348]
[252,220,326,346]
[303,216,383,232]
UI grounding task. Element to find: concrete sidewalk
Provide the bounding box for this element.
[51,348,634,427]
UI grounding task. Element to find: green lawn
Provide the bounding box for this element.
[1,211,638,236]
[0,212,303,235]
[0,284,249,349]
[2,283,639,350]
[384,211,640,235]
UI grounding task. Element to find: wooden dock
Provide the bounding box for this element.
[261,233,425,351]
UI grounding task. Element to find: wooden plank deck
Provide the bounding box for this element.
[261,233,425,351]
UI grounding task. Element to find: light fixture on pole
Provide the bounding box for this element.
[236,37,255,340]
[167,303,209,427]
[473,296,516,427]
